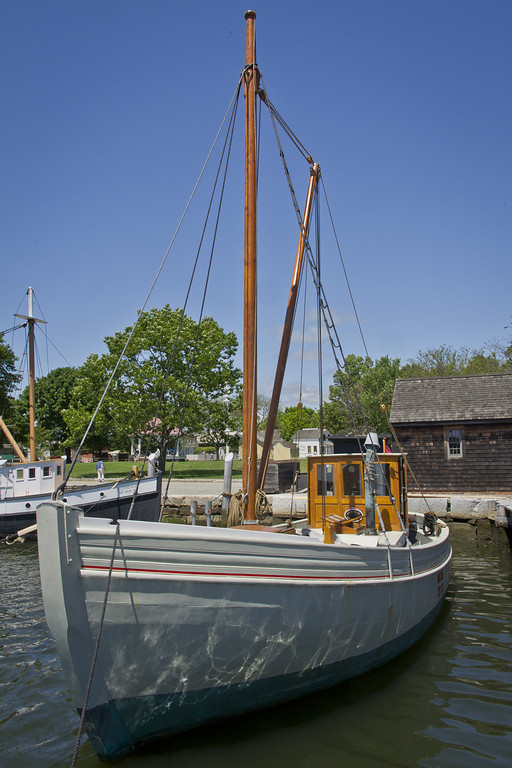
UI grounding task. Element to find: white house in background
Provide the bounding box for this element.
[292,428,333,459]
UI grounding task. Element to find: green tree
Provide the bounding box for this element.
[64,306,241,467]
[0,334,21,420]
[276,405,319,442]
[485,320,512,370]
[63,353,126,454]
[400,344,509,378]
[197,395,241,459]
[324,354,401,435]
[256,394,271,429]
[14,367,78,456]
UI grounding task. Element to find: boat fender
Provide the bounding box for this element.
[423,512,436,536]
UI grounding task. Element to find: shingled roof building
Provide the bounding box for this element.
[390,373,512,493]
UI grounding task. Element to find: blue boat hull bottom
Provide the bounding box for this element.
[83,598,446,762]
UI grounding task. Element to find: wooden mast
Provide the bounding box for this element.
[242,10,258,521]
[15,286,46,462]
[257,163,320,491]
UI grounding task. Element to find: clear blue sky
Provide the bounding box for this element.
[2,0,511,407]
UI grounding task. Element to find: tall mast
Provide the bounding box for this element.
[15,286,46,462]
[27,287,37,461]
[242,10,258,521]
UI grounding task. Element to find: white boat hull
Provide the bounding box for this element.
[0,475,161,537]
[37,503,451,761]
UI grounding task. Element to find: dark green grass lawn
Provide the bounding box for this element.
[69,459,243,480]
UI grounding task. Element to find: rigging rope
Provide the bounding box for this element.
[59,75,245,499]
[256,93,403,520]
[254,91,375,508]
[318,175,436,515]
[258,84,313,163]
[162,78,242,509]
[70,521,120,768]
[257,81,371,451]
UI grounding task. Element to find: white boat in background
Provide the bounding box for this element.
[0,287,161,539]
[0,455,161,538]
[37,11,451,762]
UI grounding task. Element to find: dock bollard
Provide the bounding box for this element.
[191,500,197,526]
[206,500,212,527]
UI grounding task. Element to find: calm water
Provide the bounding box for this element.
[1,524,512,768]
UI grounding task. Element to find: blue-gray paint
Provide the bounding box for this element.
[83,597,445,761]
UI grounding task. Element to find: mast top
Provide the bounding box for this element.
[14,286,47,325]
[245,10,256,20]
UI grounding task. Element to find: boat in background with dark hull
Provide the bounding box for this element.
[0,459,161,538]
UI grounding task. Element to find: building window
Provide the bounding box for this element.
[446,428,463,459]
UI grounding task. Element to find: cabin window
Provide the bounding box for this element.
[446,428,463,459]
[307,445,312,454]
[342,464,362,496]
[57,465,62,476]
[375,462,391,496]
[28,467,36,479]
[43,466,51,478]
[16,468,24,481]
[317,464,335,496]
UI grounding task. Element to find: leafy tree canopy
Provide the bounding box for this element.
[276,405,319,442]
[14,366,78,455]
[323,354,401,435]
[400,344,510,378]
[0,334,21,419]
[196,396,242,458]
[64,306,241,465]
[482,320,512,370]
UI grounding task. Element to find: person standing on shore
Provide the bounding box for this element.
[96,459,105,482]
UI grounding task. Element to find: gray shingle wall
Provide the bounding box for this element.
[390,374,512,492]
[395,423,512,493]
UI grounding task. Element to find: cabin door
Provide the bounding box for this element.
[307,454,405,532]
[308,458,365,529]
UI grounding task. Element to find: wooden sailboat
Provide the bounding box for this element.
[0,287,161,539]
[37,12,451,762]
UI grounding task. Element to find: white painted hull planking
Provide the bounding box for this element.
[37,502,451,761]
